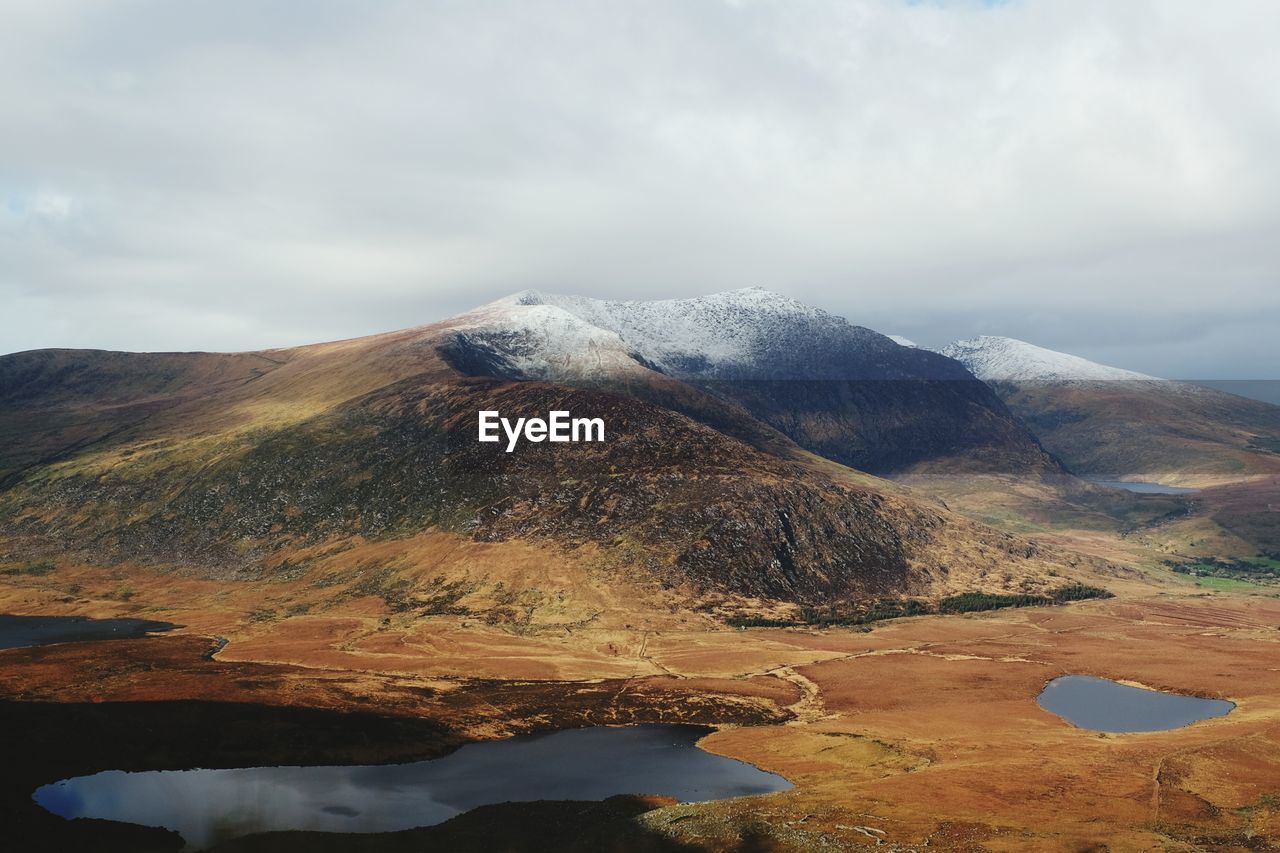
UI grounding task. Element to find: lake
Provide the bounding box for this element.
[34,723,791,849]
[0,614,179,650]
[1037,675,1233,732]
[1089,480,1199,495]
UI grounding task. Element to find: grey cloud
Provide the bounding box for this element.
[2,0,1278,378]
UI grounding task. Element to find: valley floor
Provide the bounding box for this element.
[4,563,1280,851]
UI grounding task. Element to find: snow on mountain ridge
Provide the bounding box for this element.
[940,336,1158,382]
[445,288,974,382]
[443,299,647,380]
[435,292,1058,476]
[500,288,842,375]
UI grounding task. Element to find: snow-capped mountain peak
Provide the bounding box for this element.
[443,289,973,382]
[940,336,1157,382]
[442,296,646,380]
[480,288,854,378]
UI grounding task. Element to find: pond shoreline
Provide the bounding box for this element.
[0,614,180,650]
[1037,674,1235,733]
[0,634,794,851]
[35,723,791,848]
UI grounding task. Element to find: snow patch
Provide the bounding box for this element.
[940,336,1158,382]
[444,300,647,380]
[501,288,838,376]
[442,288,965,382]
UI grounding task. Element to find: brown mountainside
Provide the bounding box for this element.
[0,312,1102,611]
[992,380,1280,487]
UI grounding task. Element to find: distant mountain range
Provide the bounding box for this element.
[938,335,1280,485]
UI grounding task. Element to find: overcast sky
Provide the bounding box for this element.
[3,0,1278,378]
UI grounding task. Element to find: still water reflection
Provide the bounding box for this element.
[1089,480,1199,495]
[0,614,178,649]
[35,724,791,849]
[1038,675,1233,732]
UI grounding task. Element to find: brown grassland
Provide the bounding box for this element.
[4,538,1280,852]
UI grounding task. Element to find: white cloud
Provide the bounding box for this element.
[1,0,1278,377]
[30,190,74,220]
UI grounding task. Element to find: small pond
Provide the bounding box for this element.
[34,723,791,849]
[1037,675,1233,732]
[0,614,179,650]
[1089,479,1199,495]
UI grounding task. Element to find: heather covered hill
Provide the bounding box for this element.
[0,295,1100,609]
[0,349,284,485]
[3,375,918,601]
